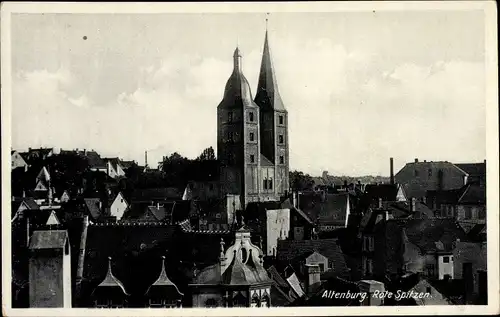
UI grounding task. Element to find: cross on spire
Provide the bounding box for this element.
[266,12,269,30]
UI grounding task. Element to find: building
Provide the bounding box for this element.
[298,192,353,232]
[217,30,289,209]
[189,226,273,307]
[361,217,467,280]
[394,159,486,201]
[427,183,486,223]
[11,150,29,171]
[143,256,184,308]
[28,230,72,308]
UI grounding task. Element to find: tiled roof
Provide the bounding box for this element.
[428,279,466,304]
[455,163,486,177]
[395,161,468,198]
[277,239,350,277]
[428,183,485,206]
[281,198,314,225]
[177,219,192,231]
[131,187,182,201]
[146,205,170,221]
[267,265,289,289]
[299,192,350,225]
[404,218,467,253]
[458,183,486,204]
[286,273,305,298]
[364,184,399,202]
[22,197,40,210]
[84,198,102,219]
[120,160,135,169]
[29,230,68,249]
[145,257,183,297]
[79,150,106,169]
[260,154,274,167]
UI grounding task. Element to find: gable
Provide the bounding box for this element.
[306,251,328,263]
[396,185,408,201]
[46,211,60,225]
[111,192,128,209]
[35,180,48,191]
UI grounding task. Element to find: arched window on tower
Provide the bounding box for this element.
[249,112,254,122]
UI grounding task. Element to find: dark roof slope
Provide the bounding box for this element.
[454,163,486,177]
[29,230,68,249]
[277,239,349,278]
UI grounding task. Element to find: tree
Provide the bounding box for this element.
[159,152,190,187]
[289,170,314,191]
[196,147,216,161]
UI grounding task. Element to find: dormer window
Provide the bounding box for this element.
[249,112,254,122]
[279,135,284,144]
[249,132,254,141]
[279,115,284,125]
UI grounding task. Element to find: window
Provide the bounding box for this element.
[269,179,273,190]
[249,132,254,141]
[443,256,450,263]
[95,299,110,308]
[279,156,284,164]
[414,170,419,177]
[368,237,374,251]
[149,298,164,308]
[367,259,373,274]
[228,112,233,122]
[250,155,255,163]
[426,264,435,276]
[263,179,268,190]
[228,131,234,141]
[465,207,472,219]
[279,135,284,144]
[428,169,432,177]
[249,112,254,122]
[426,287,432,294]
[279,115,284,125]
[205,298,218,308]
[209,183,214,190]
[318,263,325,272]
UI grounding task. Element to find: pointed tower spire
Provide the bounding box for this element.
[233,47,243,73]
[255,15,285,111]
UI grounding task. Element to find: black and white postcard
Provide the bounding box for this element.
[1,1,498,316]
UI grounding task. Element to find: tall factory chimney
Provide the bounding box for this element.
[390,157,395,185]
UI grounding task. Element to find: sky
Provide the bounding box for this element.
[10,10,486,176]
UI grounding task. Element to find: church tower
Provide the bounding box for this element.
[254,29,290,198]
[217,47,261,208]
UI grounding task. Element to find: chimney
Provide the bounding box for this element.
[437,170,444,191]
[378,198,383,209]
[411,197,416,213]
[98,201,102,211]
[304,264,321,295]
[463,262,474,303]
[414,158,418,163]
[145,151,148,167]
[76,216,89,294]
[477,269,487,304]
[157,202,160,209]
[358,280,385,306]
[390,157,394,185]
